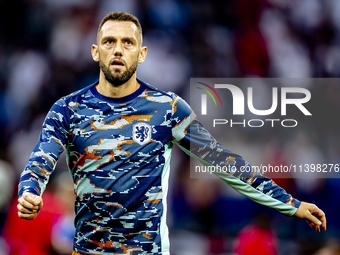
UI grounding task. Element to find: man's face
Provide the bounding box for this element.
[93,20,143,86]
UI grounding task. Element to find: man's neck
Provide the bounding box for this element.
[96,72,140,98]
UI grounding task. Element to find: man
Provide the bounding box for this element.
[17,12,326,255]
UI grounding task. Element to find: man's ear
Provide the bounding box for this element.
[91,44,99,62]
[138,46,148,64]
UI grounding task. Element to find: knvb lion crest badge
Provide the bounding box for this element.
[133,123,152,145]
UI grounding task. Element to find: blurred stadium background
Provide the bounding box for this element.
[0,0,340,254]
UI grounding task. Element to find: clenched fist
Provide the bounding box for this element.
[17,192,43,220]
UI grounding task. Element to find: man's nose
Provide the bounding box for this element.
[113,41,123,56]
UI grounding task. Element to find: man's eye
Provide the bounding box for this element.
[125,41,132,45]
[106,40,113,44]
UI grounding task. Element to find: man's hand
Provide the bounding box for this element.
[17,192,43,220]
[294,201,326,232]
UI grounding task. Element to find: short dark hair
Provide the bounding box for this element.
[97,12,143,45]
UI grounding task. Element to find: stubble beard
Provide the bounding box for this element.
[99,57,138,87]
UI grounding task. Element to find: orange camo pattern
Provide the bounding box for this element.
[285,196,296,207]
[245,170,257,184]
[87,178,114,194]
[172,99,178,113]
[225,157,235,165]
[69,102,79,108]
[87,241,143,253]
[43,155,54,164]
[142,233,153,240]
[145,199,162,204]
[172,114,196,139]
[72,251,99,255]
[73,139,135,170]
[35,187,41,195]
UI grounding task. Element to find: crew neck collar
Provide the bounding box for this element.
[90,80,146,103]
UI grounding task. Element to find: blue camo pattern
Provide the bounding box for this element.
[18,79,300,255]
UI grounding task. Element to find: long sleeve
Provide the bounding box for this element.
[18,98,70,198]
[171,95,300,216]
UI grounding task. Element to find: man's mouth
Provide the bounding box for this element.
[111,60,125,68]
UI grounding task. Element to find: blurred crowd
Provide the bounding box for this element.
[0,0,340,254]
